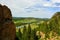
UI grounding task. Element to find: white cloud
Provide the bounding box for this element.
[0,0,60,18]
[43,2,52,7]
[43,0,60,7]
[51,0,60,3]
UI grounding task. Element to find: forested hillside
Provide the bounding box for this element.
[14,12,60,40]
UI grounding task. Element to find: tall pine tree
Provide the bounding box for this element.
[18,28,22,40]
[27,24,31,40]
[33,29,38,40]
[22,25,27,40]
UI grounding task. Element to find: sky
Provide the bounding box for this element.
[0,0,60,18]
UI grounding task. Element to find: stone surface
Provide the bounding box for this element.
[0,4,15,40]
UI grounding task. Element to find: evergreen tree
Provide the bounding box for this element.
[18,28,22,40]
[27,24,31,40]
[22,25,27,40]
[45,22,50,39]
[33,29,38,40]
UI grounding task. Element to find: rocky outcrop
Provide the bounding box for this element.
[0,4,15,40]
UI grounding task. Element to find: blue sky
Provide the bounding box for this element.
[0,0,60,18]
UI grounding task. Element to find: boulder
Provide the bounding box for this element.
[0,4,15,40]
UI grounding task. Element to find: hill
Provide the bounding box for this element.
[16,12,60,40]
[13,17,49,26]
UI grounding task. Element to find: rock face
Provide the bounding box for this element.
[0,4,15,40]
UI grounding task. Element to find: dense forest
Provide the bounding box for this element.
[13,12,60,40]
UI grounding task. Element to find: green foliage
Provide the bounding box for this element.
[32,29,38,40]
[18,28,22,40]
[27,24,31,40]
[16,12,60,40]
[22,25,27,40]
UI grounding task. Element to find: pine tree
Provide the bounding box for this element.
[27,24,31,40]
[22,25,27,40]
[18,28,22,40]
[45,22,50,39]
[33,29,38,40]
